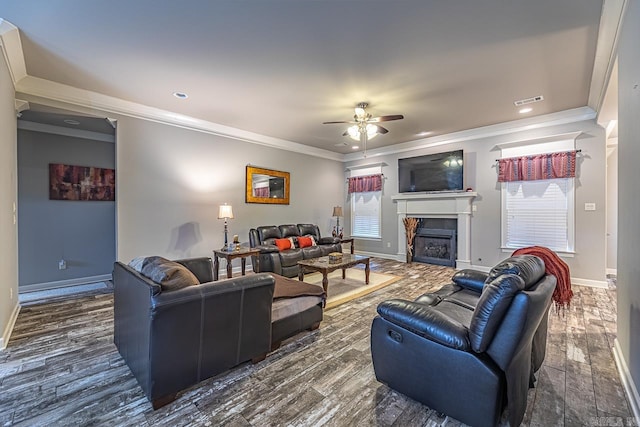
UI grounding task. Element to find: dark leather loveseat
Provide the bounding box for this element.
[370,255,556,427]
[113,257,275,409]
[249,224,342,278]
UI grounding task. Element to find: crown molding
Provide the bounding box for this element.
[587,0,627,113]
[343,107,596,162]
[18,120,115,143]
[494,131,582,151]
[0,19,27,87]
[15,75,344,162]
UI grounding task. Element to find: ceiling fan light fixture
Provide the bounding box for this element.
[347,125,360,140]
[366,124,379,139]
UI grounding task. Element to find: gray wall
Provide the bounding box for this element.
[17,129,115,288]
[112,115,345,263]
[345,119,607,283]
[617,0,640,408]
[606,144,618,271]
[0,51,18,348]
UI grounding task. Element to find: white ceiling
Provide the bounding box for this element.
[1,1,609,154]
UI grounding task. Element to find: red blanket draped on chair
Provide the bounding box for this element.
[512,246,573,310]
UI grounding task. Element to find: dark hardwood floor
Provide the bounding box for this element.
[0,259,632,426]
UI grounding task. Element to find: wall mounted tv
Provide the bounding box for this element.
[398,150,464,193]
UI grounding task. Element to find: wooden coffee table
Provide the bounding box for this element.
[297,254,370,293]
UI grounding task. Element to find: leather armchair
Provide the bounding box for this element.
[249,224,341,278]
[370,255,556,427]
[113,257,275,409]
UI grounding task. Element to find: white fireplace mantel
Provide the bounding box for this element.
[392,192,477,269]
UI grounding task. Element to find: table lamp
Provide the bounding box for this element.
[218,203,234,250]
[332,206,343,233]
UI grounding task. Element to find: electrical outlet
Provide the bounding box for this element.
[584,203,596,211]
[472,205,477,212]
[387,242,391,248]
[58,259,67,270]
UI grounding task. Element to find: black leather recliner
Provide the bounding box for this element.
[249,224,341,278]
[370,255,556,427]
[113,257,275,409]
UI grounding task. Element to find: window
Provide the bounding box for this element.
[499,133,577,253]
[503,178,574,252]
[349,166,382,239]
[352,191,381,238]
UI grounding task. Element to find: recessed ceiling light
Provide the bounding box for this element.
[352,145,359,150]
[519,107,533,114]
[63,119,80,125]
[417,131,433,137]
[173,92,188,99]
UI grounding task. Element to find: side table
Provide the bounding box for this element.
[339,237,355,254]
[213,248,260,281]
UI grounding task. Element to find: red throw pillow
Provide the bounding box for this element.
[298,236,313,248]
[274,238,292,251]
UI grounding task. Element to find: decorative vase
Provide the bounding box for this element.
[339,228,343,239]
[332,226,337,237]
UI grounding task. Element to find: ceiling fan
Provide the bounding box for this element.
[323,102,404,157]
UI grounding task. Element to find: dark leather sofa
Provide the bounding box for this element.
[113,257,275,409]
[249,224,342,278]
[370,255,556,427]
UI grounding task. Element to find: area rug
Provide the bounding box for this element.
[302,269,401,309]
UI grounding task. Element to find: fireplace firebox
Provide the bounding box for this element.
[413,227,457,267]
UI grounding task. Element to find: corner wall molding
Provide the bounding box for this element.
[14,74,596,165]
[494,131,583,151]
[20,274,112,293]
[18,120,115,143]
[570,277,608,288]
[613,338,640,426]
[587,0,628,112]
[0,19,27,88]
[15,75,344,162]
[0,302,20,351]
[343,107,596,161]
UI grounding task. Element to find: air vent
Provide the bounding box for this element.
[514,95,544,106]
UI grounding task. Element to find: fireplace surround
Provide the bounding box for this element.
[392,192,476,269]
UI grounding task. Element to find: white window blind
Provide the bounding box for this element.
[352,192,381,238]
[500,133,576,253]
[504,179,572,251]
[350,166,382,239]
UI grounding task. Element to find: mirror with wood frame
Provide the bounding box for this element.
[245,165,290,204]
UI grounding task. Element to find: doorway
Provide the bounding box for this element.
[16,104,116,294]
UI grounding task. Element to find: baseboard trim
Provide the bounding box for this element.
[613,339,640,425]
[20,274,112,293]
[0,302,20,351]
[571,277,608,288]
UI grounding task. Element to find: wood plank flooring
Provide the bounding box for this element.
[0,259,633,426]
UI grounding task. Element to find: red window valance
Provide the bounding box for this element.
[497,150,577,182]
[348,174,383,193]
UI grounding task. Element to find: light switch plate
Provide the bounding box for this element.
[585,203,596,211]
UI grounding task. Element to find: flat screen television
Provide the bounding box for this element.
[398,150,464,193]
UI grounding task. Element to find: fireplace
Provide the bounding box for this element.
[392,192,476,269]
[413,223,457,267]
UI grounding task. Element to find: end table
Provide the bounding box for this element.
[339,237,355,254]
[213,248,260,281]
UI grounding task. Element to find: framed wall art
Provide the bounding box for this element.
[49,163,115,201]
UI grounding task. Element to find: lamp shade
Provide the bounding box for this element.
[332,206,343,217]
[218,204,234,219]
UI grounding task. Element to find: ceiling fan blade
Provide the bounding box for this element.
[375,125,389,134]
[323,120,356,124]
[369,114,404,123]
